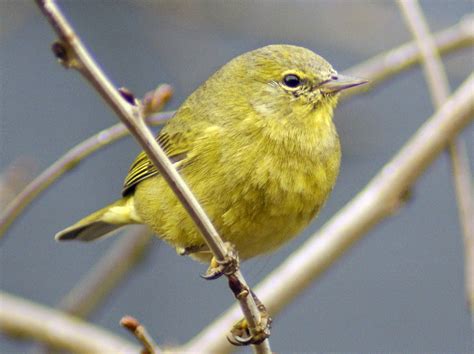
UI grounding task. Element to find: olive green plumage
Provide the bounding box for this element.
[56,45,366,262]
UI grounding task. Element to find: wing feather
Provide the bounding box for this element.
[122,131,188,196]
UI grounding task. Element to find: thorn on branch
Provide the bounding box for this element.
[120,315,159,354]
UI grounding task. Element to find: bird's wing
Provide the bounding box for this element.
[122,110,196,196]
[122,132,188,196]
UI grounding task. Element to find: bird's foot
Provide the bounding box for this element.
[200,242,239,280]
[227,295,272,346]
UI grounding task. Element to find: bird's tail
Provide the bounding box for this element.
[55,196,140,241]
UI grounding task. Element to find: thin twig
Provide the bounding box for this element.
[1,15,472,238]
[58,226,153,318]
[34,0,268,351]
[121,316,160,354]
[397,0,474,313]
[183,74,474,353]
[342,13,474,96]
[0,111,172,237]
[0,291,140,353]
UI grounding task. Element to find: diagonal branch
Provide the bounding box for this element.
[34,0,269,351]
[397,0,474,314]
[183,73,474,353]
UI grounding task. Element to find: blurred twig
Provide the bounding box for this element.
[0,291,140,353]
[1,15,472,238]
[398,0,474,314]
[184,74,474,353]
[0,111,172,237]
[343,13,474,96]
[57,227,153,318]
[0,158,36,209]
[34,0,269,352]
[121,316,160,354]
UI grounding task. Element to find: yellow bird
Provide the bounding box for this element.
[56,45,366,262]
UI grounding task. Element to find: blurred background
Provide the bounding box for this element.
[1,0,473,352]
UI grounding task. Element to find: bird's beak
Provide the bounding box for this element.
[320,74,368,93]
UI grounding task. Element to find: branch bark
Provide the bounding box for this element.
[184,73,474,353]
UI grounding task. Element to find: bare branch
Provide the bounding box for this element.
[184,74,474,353]
[34,0,268,350]
[397,0,474,313]
[0,291,140,353]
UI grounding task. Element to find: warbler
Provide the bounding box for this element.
[56,45,366,262]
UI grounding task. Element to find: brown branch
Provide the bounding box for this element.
[397,0,474,313]
[120,316,160,354]
[34,0,268,351]
[1,15,471,238]
[0,291,140,353]
[183,73,474,353]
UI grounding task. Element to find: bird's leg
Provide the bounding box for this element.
[201,242,240,280]
[227,288,272,346]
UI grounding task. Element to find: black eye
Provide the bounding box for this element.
[283,74,301,88]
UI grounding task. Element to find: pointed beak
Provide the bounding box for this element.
[320,74,368,94]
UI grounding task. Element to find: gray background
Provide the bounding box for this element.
[1,0,473,352]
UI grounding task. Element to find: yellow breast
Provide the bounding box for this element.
[133,114,340,261]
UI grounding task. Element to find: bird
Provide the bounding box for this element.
[55,44,367,263]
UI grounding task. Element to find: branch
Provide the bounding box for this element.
[57,226,153,318]
[1,15,472,237]
[121,316,160,354]
[342,13,474,97]
[183,73,474,353]
[398,0,474,313]
[0,111,172,237]
[0,291,140,354]
[34,0,268,351]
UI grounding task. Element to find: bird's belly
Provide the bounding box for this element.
[218,159,338,259]
[133,147,340,261]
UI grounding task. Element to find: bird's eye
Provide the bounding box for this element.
[283,74,301,88]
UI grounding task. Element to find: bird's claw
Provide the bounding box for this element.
[200,242,239,280]
[227,305,272,346]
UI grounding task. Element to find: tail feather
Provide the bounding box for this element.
[55,196,139,242]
